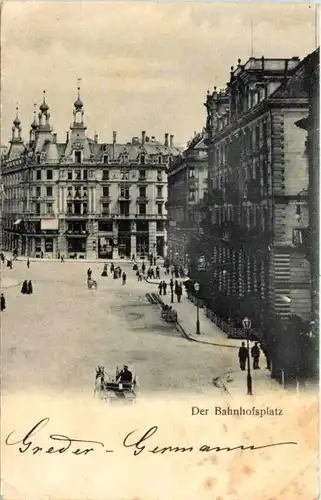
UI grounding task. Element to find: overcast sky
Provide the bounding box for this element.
[1,1,317,148]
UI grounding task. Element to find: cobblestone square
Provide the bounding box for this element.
[1,260,238,395]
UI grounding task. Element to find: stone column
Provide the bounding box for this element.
[149,221,157,256]
[112,220,119,259]
[131,220,136,258]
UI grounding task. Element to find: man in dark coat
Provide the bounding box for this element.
[162,281,167,295]
[251,342,261,369]
[122,272,127,285]
[0,293,6,311]
[177,283,183,303]
[238,342,248,371]
[158,281,163,295]
[116,365,133,383]
[155,266,160,279]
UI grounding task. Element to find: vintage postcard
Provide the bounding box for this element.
[0,1,319,499]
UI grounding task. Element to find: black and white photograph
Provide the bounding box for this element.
[0,2,319,499]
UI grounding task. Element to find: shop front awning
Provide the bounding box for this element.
[13,219,22,225]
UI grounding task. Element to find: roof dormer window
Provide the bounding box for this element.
[103,154,109,164]
[158,155,162,164]
[36,154,41,164]
[75,151,82,164]
[140,154,145,165]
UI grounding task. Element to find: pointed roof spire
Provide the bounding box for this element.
[40,90,49,113]
[74,77,83,109]
[13,104,21,127]
[31,102,38,129]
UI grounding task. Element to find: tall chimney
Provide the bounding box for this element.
[66,131,69,142]
[164,133,169,147]
[113,131,117,144]
[142,131,146,144]
[170,134,174,148]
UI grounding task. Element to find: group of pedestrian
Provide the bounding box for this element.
[238,341,268,371]
[146,266,160,280]
[21,280,33,295]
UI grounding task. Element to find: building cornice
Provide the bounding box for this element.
[209,97,309,144]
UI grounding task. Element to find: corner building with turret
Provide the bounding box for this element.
[1,89,181,259]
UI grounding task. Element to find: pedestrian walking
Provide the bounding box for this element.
[238,342,248,371]
[122,272,127,285]
[136,270,140,281]
[153,257,156,266]
[150,268,155,279]
[155,266,160,279]
[0,293,6,311]
[162,281,167,295]
[169,278,174,292]
[61,255,65,263]
[174,280,179,296]
[251,342,261,369]
[27,280,33,295]
[132,254,135,261]
[142,262,146,274]
[21,280,28,294]
[0,252,5,264]
[27,258,30,269]
[101,264,108,277]
[110,263,115,273]
[177,283,183,303]
[158,281,163,295]
[41,251,44,259]
[149,253,153,267]
[87,268,92,280]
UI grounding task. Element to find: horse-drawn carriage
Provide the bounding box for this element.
[94,366,138,404]
[161,305,178,323]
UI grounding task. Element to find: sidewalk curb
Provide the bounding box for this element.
[175,320,239,349]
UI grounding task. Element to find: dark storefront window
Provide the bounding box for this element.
[45,238,53,252]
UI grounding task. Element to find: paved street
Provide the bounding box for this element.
[0,259,243,396]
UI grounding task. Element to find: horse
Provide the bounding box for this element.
[94,366,105,397]
[87,278,98,290]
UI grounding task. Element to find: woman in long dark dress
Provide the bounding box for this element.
[101,264,108,277]
[27,280,33,295]
[21,280,28,294]
[0,293,6,311]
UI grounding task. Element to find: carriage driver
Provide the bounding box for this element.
[116,365,133,383]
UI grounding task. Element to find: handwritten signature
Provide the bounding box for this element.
[4,418,297,457]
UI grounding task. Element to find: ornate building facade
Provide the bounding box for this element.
[1,90,181,259]
[200,55,312,322]
[167,131,208,267]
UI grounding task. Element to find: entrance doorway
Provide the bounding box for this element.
[98,237,113,259]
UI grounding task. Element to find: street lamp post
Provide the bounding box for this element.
[194,281,200,335]
[242,317,253,395]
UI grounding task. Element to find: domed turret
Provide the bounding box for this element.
[74,96,83,109]
[13,115,21,127]
[39,90,49,113]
